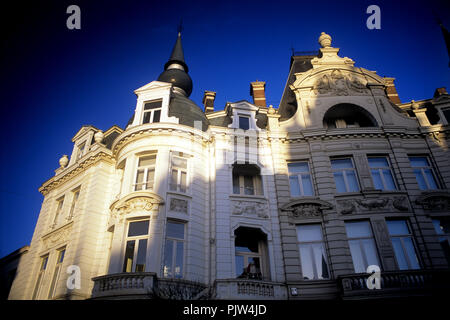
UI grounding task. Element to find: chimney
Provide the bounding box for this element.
[202,91,216,113]
[434,87,448,98]
[250,81,267,107]
[383,77,401,104]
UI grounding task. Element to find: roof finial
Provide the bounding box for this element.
[178,19,183,37]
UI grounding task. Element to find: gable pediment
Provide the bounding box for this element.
[134,81,172,95]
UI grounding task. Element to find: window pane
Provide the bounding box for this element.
[382,169,397,190]
[345,221,372,238]
[235,255,245,278]
[180,172,187,192]
[413,169,428,190]
[402,238,420,269]
[58,249,65,263]
[391,238,409,270]
[139,155,156,167]
[143,111,151,124]
[167,222,184,239]
[233,174,240,194]
[244,175,254,195]
[368,157,389,168]
[371,169,384,190]
[128,220,149,237]
[163,240,173,277]
[299,244,314,280]
[362,239,380,267]
[423,168,438,189]
[331,159,353,169]
[42,256,49,270]
[135,169,145,185]
[387,220,409,236]
[346,170,359,192]
[432,219,444,235]
[297,224,323,242]
[175,242,184,278]
[348,240,366,273]
[239,116,250,130]
[152,109,161,123]
[333,171,347,193]
[313,243,329,279]
[144,100,162,110]
[409,157,429,167]
[172,156,187,169]
[302,174,314,196]
[123,240,135,273]
[146,169,155,189]
[135,239,147,272]
[170,170,178,190]
[289,176,301,197]
[288,162,309,173]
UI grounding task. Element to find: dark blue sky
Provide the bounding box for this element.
[0,0,449,257]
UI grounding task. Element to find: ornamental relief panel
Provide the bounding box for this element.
[169,198,188,214]
[41,222,72,250]
[310,70,369,97]
[337,196,409,215]
[415,193,450,211]
[231,200,269,219]
[281,199,333,224]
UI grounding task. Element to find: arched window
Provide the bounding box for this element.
[323,103,377,129]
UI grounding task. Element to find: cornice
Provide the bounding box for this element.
[39,148,115,196]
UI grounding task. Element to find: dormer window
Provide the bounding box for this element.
[76,142,86,160]
[142,99,162,124]
[239,116,250,130]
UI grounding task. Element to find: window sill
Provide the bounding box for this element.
[229,194,267,201]
[167,190,192,198]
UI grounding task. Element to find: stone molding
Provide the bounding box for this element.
[231,198,269,219]
[415,191,450,211]
[281,199,333,223]
[41,221,73,251]
[337,195,410,215]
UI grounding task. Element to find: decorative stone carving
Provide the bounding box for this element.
[109,192,164,224]
[94,130,104,143]
[291,204,321,217]
[312,70,368,96]
[170,198,188,214]
[59,155,69,168]
[42,223,72,250]
[318,32,332,48]
[337,196,410,214]
[416,192,450,211]
[115,197,154,215]
[232,201,269,219]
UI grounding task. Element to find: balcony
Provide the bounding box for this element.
[214,279,287,300]
[91,273,207,300]
[338,269,450,300]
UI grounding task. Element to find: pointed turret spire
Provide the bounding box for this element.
[158,30,193,96]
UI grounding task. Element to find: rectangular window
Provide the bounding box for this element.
[142,100,162,124]
[122,220,149,272]
[442,108,450,124]
[134,154,156,191]
[239,116,250,130]
[163,221,185,278]
[368,156,397,191]
[387,220,420,270]
[232,174,263,195]
[409,156,439,190]
[48,248,66,299]
[32,255,49,300]
[68,188,80,220]
[76,142,86,160]
[288,162,314,197]
[331,158,360,193]
[345,221,380,273]
[432,218,450,265]
[296,224,329,280]
[170,153,188,193]
[52,196,65,227]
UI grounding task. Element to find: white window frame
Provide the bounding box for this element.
[142,99,163,124]
[387,220,420,270]
[133,154,157,192]
[122,219,150,273]
[331,157,360,193]
[32,254,49,300]
[67,188,80,220]
[296,224,329,280]
[288,161,314,197]
[409,156,439,190]
[169,153,189,193]
[163,221,186,279]
[368,156,397,191]
[48,247,66,299]
[76,141,86,161]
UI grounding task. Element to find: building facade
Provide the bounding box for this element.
[8,32,450,300]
